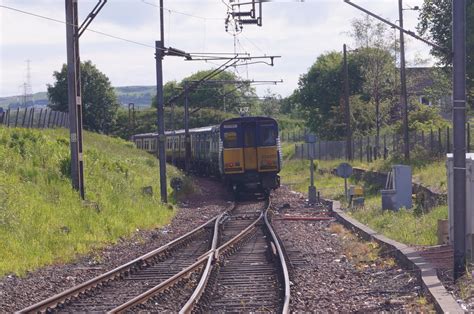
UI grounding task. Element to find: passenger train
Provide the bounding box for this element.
[131,116,282,195]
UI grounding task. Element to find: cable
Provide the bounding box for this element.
[0,4,240,59]
[242,34,266,55]
[141,0,224,20]
[0,4,163,51]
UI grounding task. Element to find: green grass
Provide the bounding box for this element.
[0,127,181,276]
[280,143,448,245]
[350,197,448,245]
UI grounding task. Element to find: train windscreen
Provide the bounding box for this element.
[259,123,277,146]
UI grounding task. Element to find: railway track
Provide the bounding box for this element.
[183,199,290,313]
[18,211,225,313]
[20,199,290,313]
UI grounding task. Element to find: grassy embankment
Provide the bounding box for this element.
[280,142,448,246]
[0,127,182,276]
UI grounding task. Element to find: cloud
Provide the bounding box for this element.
[1,0,431,98]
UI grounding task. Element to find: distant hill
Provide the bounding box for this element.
[0,86,155,109]
[115,85,155,107]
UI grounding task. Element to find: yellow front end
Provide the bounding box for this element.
[223,148,244,174]
[257,146,279,172]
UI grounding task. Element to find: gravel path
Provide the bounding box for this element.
[0,177,232,312]
[271,185,433,312]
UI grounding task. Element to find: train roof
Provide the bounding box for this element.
[220,116,278,126]
[132,125,218,139]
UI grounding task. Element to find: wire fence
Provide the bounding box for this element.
[0,107,69,129]
[289,124,473,162]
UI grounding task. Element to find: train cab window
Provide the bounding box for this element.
[223,131,238,148]
[259,123,277,146]
[243,124,256,147]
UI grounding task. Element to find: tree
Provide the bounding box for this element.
[291,51,364,139]
[47,61,118,133]
[350,16,398,151]
[256,89,281,117]
[417,0,474,103]
[152,69,257,111]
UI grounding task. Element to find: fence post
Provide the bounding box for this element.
[29,108,35,128]
[14,108,20,127]
[318,140,321,159]
[47,110,53,128]
[21,108,28,127]
[59,112,65,127]
[438,127,442,156]
[446,126,451,154]
[0,112,4,125]
[421,130,425,148]
[43,109,48,128]
[38,109,43,128]
[5,109,10,127]
[383,134,387,160]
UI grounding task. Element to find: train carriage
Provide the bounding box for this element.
[131,116,281,196]
[220,116,281,194]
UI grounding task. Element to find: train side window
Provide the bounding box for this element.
[223,131,238,148]
[260,124,277,146]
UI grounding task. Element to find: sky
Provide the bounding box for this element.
[0,0,432,99]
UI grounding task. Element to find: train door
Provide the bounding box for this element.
[243,122,257,170]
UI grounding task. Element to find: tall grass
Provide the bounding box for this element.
[0,127,179,276]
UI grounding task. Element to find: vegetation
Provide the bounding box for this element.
[417,0,474,103]
[0,127,180,276]
[152,70,257,111]
[279,143,448,245]
[47,61,119,134]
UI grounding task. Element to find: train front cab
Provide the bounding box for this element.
[221,117,280,193]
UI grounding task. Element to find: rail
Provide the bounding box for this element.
[18,215,221,313]
[264,208,291,313]
[180,199,285,313]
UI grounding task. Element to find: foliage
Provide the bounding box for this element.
[417,0,474,103]
[0,127,180,276]
[389,101,450,134]
[290,51,364,139]
[47,61,119,134]
[254,89,282,117]
[152,70,257,112]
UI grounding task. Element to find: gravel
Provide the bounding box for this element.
[0,178,435,312]
[271,185,433,312]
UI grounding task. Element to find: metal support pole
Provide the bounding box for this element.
[184,81,191,174]
[155,40,167,203]
[453,0,466,281]
[399,0,410,160]
[343,44,352,161]
[467,123,471,153]
[155,8,168,205]
[66,0,85,199]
